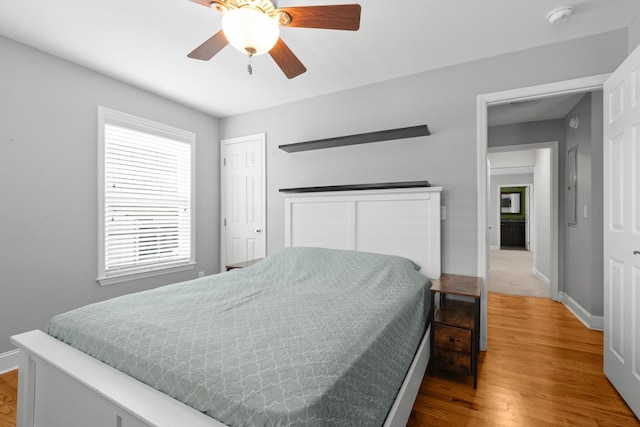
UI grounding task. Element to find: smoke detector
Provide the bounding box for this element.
[546,5,574,24]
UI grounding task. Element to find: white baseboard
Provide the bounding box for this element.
[590,316,604,331]
[559,292,604,331]
[0,349,19,374]
[490,245,500,251]
[532,267,550,288]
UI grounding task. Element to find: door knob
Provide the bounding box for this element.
[249,228,262,233]
[634,251,640,255]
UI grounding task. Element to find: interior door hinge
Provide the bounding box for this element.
[223,158,226,166]
[224,218,226,226]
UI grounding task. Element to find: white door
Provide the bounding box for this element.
[221,133,266,269]
[603,45,640,419]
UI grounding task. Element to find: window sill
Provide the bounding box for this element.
[97,262,196,286]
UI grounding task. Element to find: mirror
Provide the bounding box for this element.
[501,193,521,214]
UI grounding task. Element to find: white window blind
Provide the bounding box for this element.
[98,107,195,285]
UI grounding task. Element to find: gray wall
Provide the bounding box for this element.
[220,30,628,281]
[563,92,604,317]
[0,35,220,354]
[629,16,640,53]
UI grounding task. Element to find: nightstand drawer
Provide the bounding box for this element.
[433,348,472,375]
[434,324,471,353]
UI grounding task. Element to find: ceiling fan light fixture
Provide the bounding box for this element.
[222,7,280,56]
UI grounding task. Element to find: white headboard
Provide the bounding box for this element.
[284,186,442,279]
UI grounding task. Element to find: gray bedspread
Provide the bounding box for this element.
[48,247,430,427]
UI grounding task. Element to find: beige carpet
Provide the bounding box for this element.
[489,249,549,298]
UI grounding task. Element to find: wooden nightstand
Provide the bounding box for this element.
[225,258,263,271]
[430,274,482,388]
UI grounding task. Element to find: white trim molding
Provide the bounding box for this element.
[532,266,550,288]
[0,349,19,374]
[560,292,604,331]
[490,166,535,176]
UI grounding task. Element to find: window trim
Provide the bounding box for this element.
[97,106,196,285]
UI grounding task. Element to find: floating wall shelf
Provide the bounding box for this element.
[279,180,432,193]
[278,124,430,153]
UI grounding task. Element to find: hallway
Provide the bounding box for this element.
[489,249,549,298]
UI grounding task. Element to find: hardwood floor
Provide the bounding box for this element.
[0,293,637,426]
[409,293,639,426]
[0,370,17,427]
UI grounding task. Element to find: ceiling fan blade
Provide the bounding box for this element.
[187,30,228,60]
[269,38,307,79]
[187,0,212,8]
[278,5,361,31]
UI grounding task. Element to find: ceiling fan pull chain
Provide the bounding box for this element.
[247,55,253,75]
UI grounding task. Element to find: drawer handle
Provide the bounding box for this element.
[449,337,455,343]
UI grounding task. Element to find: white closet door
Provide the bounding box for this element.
[221,134,266,267]
[603,43,640,419]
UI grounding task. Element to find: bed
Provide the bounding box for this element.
[11,185,441,427]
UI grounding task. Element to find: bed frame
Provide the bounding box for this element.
[11,185,442,427]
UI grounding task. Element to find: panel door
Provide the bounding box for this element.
[222,134,266,267]
[603,44,640,419]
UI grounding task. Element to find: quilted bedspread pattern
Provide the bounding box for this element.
[48,247,430,427]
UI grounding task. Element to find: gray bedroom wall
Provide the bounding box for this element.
[0,35,220,354]
[629,15,640,53]
[219,29,627,282]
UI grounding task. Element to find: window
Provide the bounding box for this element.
[98,107,195,285]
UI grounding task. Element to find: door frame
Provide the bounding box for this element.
[220,133,267,272]
[476,74,609,350]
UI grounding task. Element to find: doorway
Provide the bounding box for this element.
[496,183,531,251]
[476,74,609,350]
[488,146,552,299]
[498,183,531,251]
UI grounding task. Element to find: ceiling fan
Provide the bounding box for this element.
[187,0,361,79]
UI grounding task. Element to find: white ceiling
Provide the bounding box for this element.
[488,93,587,126]
[1,0,638,118]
